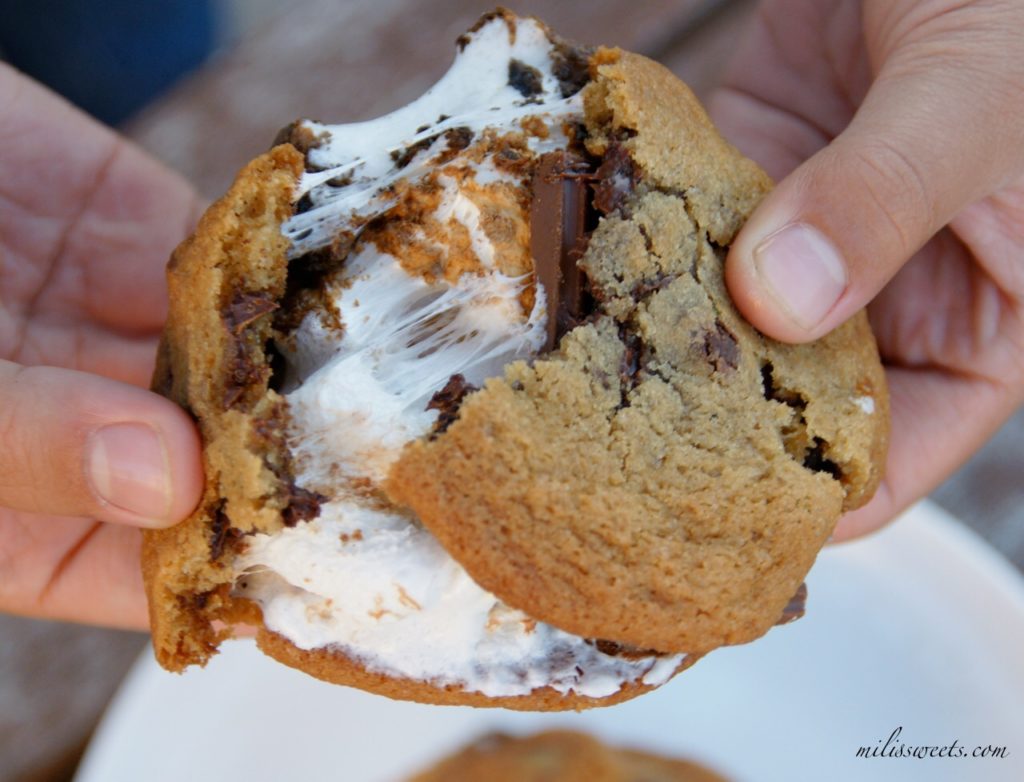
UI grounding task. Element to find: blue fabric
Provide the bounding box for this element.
[0,0,217,125]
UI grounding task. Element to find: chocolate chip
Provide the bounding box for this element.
[592,142,638,215]
[427,374,479,436]
[703,321,739,372]
[209,504,242,561]
[589,638,662,659]
[223,290,279,335]
[631,273,679,299]
[282,484,326,527]
[223,338,265,409]
[221,291,277,410]
[444,126,474,152]
[508,59,544,98]
[776,582,808,625]
[618,328,645,408]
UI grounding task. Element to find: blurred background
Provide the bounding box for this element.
[1,1,1021,779]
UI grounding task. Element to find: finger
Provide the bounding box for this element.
[0,62,203,334]
[707,0,870,181]
[724,12,1024,343]
[831,365,1023,542]
[0,360,203,527]
[14,321,161,387]
[0,513,149,629]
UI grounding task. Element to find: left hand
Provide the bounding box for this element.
[0,64,205,628]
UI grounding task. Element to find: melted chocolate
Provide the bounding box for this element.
[209,503,243,561]
[223,290,279,335]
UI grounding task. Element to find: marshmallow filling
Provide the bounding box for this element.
[232,14,687,699]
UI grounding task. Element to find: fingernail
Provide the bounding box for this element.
[752,223,847,330]
[87,423,172,524]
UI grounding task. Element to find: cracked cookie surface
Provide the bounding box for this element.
[386,49,888,655]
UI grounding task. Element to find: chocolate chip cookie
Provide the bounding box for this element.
[142,10,887,709]
[409,730,730,782]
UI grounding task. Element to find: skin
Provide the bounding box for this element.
[0,63,204,628]
[0,0,1021,628]
[712,0,1024,540]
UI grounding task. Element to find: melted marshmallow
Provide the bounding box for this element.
[282,15,581,257]
[235,13,686,698]
[237,501,682,698]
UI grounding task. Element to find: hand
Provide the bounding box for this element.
[711,0,1024,540]
[0,64,204,628]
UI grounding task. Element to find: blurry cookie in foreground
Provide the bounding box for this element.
[408,730,729,782]
[142,9,888,709]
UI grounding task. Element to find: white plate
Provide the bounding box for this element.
[76,501,1024,782]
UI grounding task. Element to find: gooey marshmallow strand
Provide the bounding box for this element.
[234,15,685,698]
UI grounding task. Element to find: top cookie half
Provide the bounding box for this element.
[143,9,888,702]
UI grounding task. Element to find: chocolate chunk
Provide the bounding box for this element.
[530,151,595,351]
[282,484,326,527]
[592,142,638,215]
[508,59,544,98]
[703,322,740,372]
[223,290,279,335]
[427,374,479,436]
[776,583,808,625]
[221,291,277,410]
[209,504,243,561]
[223,339,265,409]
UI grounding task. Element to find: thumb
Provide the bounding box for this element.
[0,360,203,527]
[724,28,1024,343]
